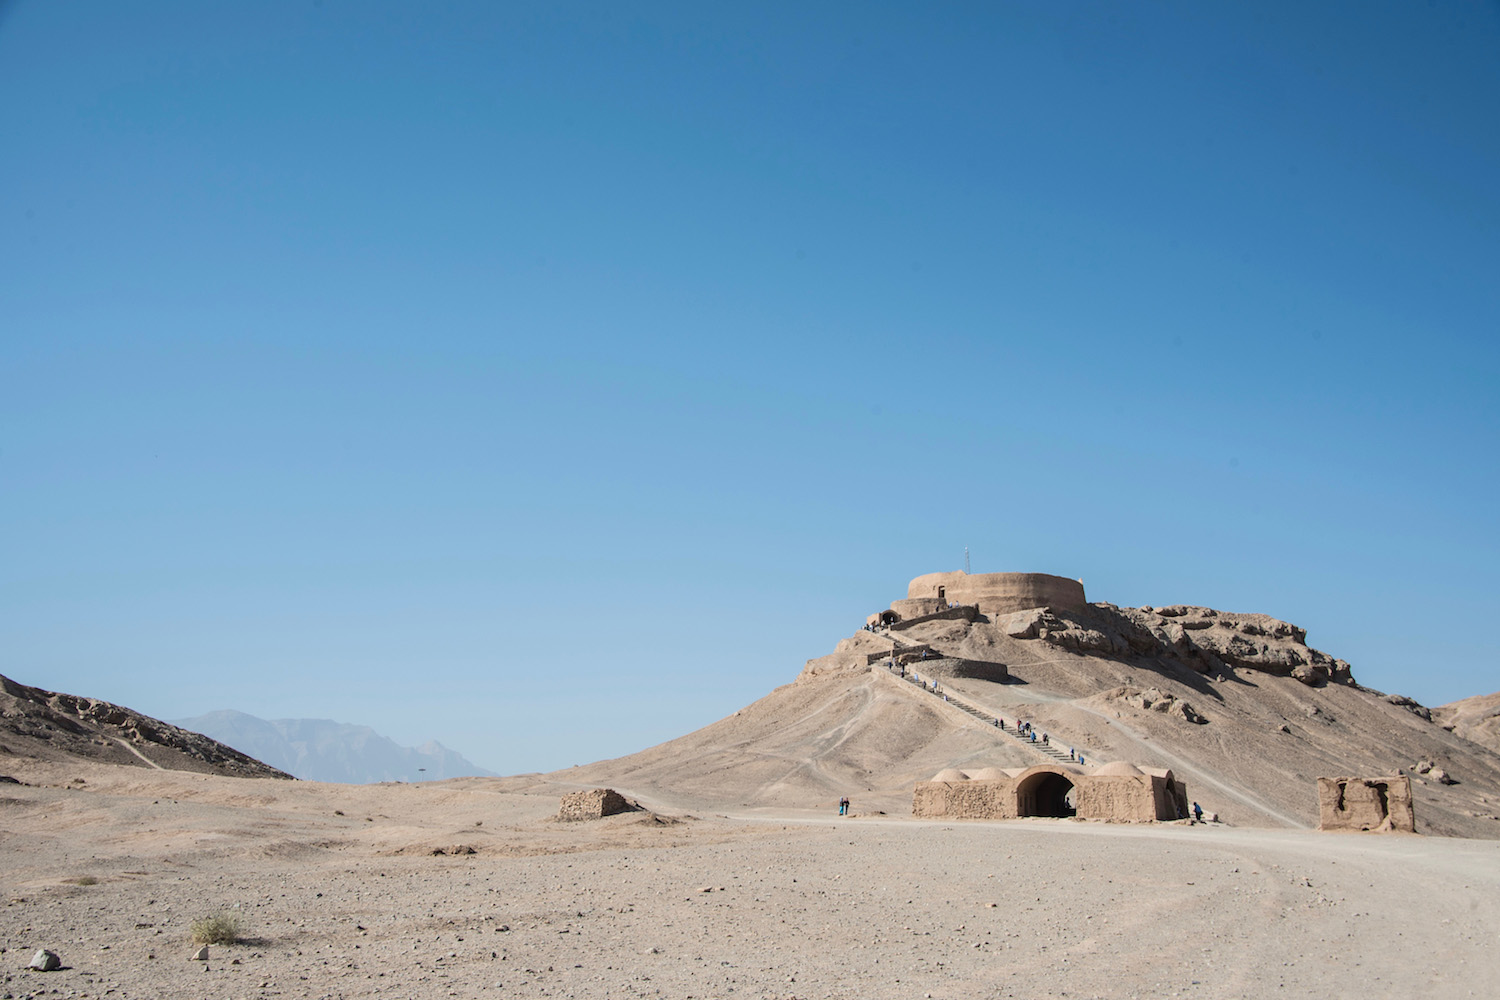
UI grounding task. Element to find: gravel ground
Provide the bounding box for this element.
[2,762,1497,1000]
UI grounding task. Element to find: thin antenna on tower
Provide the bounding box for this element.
[964,546,971,574]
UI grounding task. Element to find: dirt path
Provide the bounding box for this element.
[113,737,165,770]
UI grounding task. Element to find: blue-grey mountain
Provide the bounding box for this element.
[171,710,496,783]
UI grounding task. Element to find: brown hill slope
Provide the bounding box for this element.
[571,604,1500,838]
[0,672,292,780]
[1434,691,1500,755]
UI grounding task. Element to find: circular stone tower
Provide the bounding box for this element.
[905,571,1086,615]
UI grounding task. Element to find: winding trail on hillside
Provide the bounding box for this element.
[113,737,165,770]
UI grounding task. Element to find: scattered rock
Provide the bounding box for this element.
[28,949,60,972]
[1168,700,1207,725]
[1429,768,1457,785]
[1276,723,1292,734]
[190,945,208,962]
[1292,663,1329,687]
[1413,760,1434,774]
[1385,694,1432,721]
[998,608,1053,640]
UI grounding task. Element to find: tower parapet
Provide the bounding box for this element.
[906,571,1085,616]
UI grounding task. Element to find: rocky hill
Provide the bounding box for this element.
[1433,691,1500,755]
[172,710,497,783]
[572,600,1500,838]
[0,672,291,780]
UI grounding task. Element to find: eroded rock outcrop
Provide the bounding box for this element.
[1108,686,1208,724]
[1027,604,1353,686]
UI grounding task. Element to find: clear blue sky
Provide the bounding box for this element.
[3,1,1497,774]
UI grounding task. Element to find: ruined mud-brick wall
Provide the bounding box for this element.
[912,779,1019,820]
[889,604,980,631]
[889,597,946,619]
[1075,776,1176,822]
[1317,776,1415,833]
[557,788,632,822]
[906,571,1086,615]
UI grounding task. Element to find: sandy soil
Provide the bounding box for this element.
[3,757,1498,1000]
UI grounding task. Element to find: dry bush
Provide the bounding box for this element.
[64,875,99,886]
[189,912,241,945]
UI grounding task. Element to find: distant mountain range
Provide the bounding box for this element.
[170,710,497,784]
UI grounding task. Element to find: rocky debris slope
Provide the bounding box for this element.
[0,672,292,780]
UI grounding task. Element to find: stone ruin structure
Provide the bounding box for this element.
[1317,775,1415,833]
[557,787,635,821]
[912,761,1189,822]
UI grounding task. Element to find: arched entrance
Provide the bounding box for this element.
[1015,769,1077,818]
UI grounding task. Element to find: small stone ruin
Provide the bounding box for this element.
[557,787,635,822]
[1317,775,1415,833]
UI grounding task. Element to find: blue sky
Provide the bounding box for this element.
[3,1,1497,774]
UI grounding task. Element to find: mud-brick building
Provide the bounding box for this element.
[912,762,1189,822]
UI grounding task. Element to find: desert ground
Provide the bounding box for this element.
[3,755,1498,1000]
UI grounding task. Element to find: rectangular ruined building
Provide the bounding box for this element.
[1316,775,1415,833]
[557,788,633,821]
[912,762,1188,822]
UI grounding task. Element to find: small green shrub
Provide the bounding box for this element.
[190,912,241,945]
[64,875,99,886]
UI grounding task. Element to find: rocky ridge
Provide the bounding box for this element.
[0,672,292,780]
[997,603,1353,687]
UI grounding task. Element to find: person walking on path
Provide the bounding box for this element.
[1192,801,1203,823]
